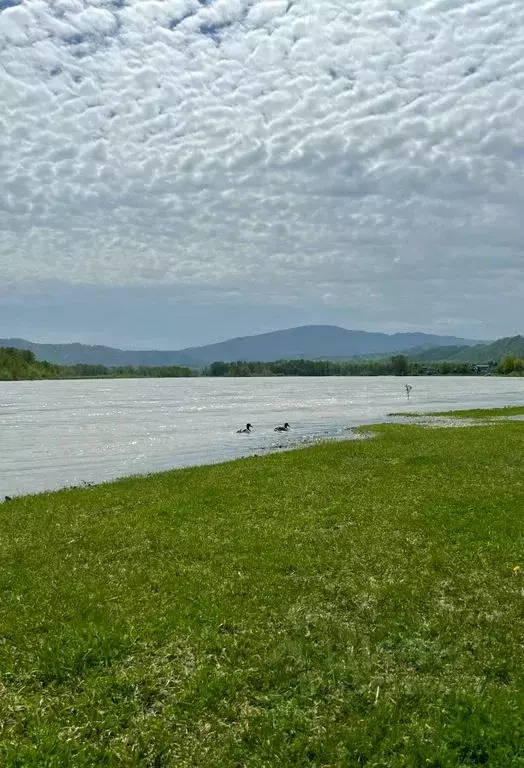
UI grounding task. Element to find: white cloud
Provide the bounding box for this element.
[1,0,524,337]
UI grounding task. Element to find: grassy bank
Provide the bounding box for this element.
[1,417,523,766]
[425,405,524,418]
[390,405,524,419]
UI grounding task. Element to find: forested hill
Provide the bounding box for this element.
[0,348,195,381]
[0,339,201,368]
[175,326,477,363]
[405,335,524,363]
[0,326,476,367]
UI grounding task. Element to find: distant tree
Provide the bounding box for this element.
[390,354,409,376]
[498,355,517,374]
[208,361,230,376]
[498,355,524,374]
[19,349,36,364]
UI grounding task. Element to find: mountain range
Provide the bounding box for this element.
[0,325,479,367]
[405,336,524,364]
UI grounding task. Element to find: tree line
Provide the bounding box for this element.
[203,356,482,377]
[0,348,195,381]
[2,346,521,381]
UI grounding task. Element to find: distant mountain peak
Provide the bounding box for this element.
[0,326,480,366]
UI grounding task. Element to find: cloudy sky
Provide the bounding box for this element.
[1,0,523,349]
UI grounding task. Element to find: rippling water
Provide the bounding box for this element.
[1,376,522,498]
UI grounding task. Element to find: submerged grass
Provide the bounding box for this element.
[390,405,524,419]
[1,419,523,766]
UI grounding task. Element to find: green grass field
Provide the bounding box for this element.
[1,415,523,766]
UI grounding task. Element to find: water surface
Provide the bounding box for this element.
[1,376,522,498]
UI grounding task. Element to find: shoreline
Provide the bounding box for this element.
[3,405,522,502]
[1,425,377,503]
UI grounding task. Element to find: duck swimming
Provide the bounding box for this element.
[274,422,290,432]
[237,423,253,433]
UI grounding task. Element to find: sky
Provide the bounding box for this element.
[1,0,523,349]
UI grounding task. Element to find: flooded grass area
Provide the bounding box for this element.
[388,404,524,428]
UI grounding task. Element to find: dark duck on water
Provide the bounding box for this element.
[237,423,253,433]
[274,422,290,432]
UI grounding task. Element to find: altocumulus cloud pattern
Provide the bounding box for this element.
[1,0,524,316]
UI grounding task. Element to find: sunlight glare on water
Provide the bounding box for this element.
[1,376,522,498]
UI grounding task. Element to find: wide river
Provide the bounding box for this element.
[1,376,522,499]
